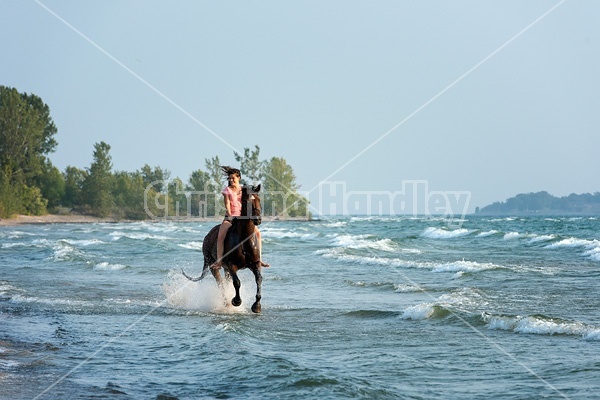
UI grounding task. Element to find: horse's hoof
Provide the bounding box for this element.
[251,303,261,313]
[232,297,242,307]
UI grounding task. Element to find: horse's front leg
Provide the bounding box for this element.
[251,265,262,314]
[211,268,229,306]
[229,265,242,307]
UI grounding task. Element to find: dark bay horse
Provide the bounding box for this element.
[183,185,264,313]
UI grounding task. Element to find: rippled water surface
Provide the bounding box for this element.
[1,216,600,399]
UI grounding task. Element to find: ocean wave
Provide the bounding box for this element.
[93,262,127,271]
[421,227,472,239]
[0,281,23,297]
[318,249,503,276]
[320,221,347,228]
[431,260,503,274]
[545,237,600,262]
[59,238,106,246]
[394,284,424,293]
[330,233,398,252]
[401,288,488,320]
[401,303,450,320]
[50,242,86,262]
[545,237,594,249]
[2,230,38,240]
[584,246,600,262]
[1,242,29,249]
[7,293,165,315]
[344,310,402,319]
[0,358,21,369]
[477,230,499,237]
[260,227,319,241]
[345,280,410,293]
[178,241,203,251]
[528,234,558,244]
[503,232,521,240]
[109,231,173,241]
[9,294,90,308]
[316,250,421,270]
[482,313,600,340]
[488,217,518,222]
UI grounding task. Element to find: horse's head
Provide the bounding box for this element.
[241,184,262,226]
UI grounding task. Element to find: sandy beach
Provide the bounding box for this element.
[0,214,308,226]
[0,214,119,226]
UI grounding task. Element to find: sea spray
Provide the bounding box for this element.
[163,269,255,314]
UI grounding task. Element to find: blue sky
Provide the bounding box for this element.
[1,1,598,214]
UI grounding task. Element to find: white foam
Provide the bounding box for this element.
[0,359,20,368]
[437,288,487,310]
[317,250,499,276]
[483,314,600,339]
[330,234,397,252]
[432,260,501,274]
[316,249,418,269]
[59,238,106,246]
[5,230,37,239]
[9,294,89,308]
[584,247,600,262]
[321,221,347,228]
[109,231,173,241]
[261,227,318,241]
[421,227,471,239]
[178,241,203,251]
[163,269,252,313]
[528,234,557,244]
[545,237,595,249]
[583,329,600,341]
[503,232,520,240]
[1,242,28,249]
[94,262,127,271]
[394,284,422,293]
[50,242,84,262]
[545,237,600,262]
[0,282,21,296]
[477,230,499,237]
[489,217,516,222]
[401,303,435,320]
[401,288,486,320]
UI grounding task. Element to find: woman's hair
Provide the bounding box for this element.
[221,166,241,178]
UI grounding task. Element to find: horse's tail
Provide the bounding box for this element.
[181,263,210,282]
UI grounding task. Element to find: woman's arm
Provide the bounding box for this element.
[223,192,232,218]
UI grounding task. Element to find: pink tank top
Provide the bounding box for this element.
[222,186,242,217]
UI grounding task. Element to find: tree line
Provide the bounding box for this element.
[0,86,309,220]
[477,191,600,215]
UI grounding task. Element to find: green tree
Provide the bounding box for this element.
[82,141,114,217]
[112,170,149,220]
[0,172,19,217]
[36,160,65,210]
[204,156,222,187]
[187,169,218,217]
[140,164,170,193]
[0,86,57,182]
[166,177,188,217]
[262,156,308,218]
[0,86,58,216]
[234,145,264,184]
[62,166,87,208]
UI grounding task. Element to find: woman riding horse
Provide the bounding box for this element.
[183,183,265,313]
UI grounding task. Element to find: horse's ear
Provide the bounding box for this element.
[252,184,261,193]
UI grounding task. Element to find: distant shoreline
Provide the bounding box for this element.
[0,214,310,226]
[0,214,116,226]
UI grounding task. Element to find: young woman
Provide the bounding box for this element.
[211,166,268,269]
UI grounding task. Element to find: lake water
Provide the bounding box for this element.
[1,216,599,399]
